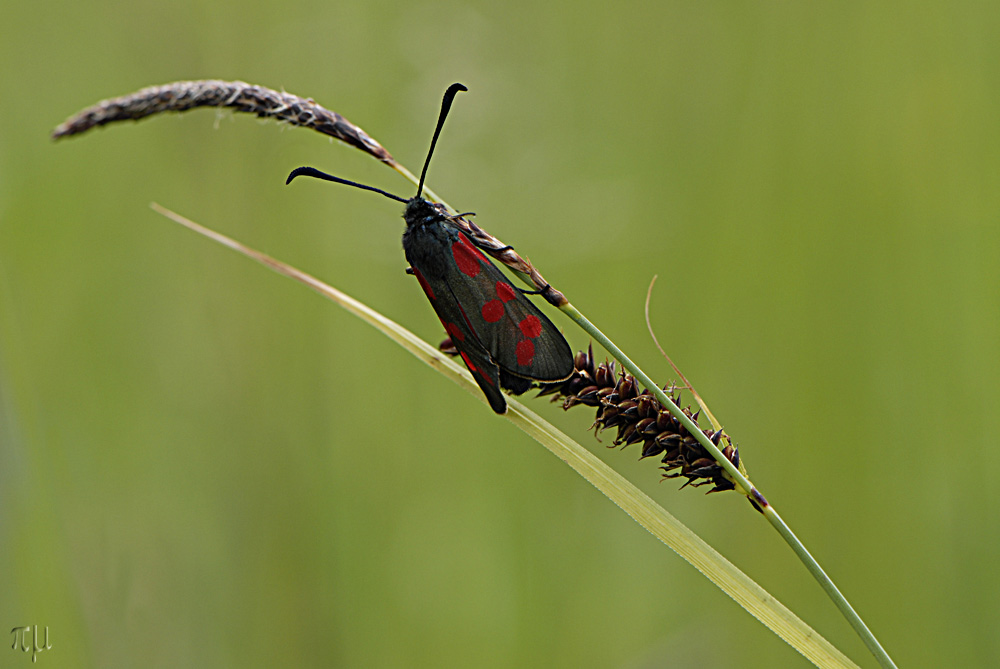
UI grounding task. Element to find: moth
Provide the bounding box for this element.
[287,83,574,413]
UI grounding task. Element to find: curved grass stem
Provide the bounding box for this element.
[558,300,896,669]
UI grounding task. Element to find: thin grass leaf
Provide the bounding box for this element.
[150,202,859,669]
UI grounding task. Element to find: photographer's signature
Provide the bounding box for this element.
[10,626,51,663]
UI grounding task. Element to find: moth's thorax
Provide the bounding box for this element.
[402,197,460,280]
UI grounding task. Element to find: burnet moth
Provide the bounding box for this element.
[286,83,574,413]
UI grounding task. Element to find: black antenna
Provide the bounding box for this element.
[285,166,408,204]
[285,84,467,203]
[416,83,467,199]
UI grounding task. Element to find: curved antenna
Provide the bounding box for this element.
[285,166,408,204]
[416,83,467,199]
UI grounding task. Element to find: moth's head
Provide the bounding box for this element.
[404,197,447,228]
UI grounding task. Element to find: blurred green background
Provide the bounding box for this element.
[2,1,998,666]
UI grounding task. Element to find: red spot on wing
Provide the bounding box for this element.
[461,233,488,261]
[481,300,504,323]
[459,351,477,373]
[496,281,517,303]
[412,268,434,300]
[452,236,481,277]
[516,339,535,366]
[460,351,494,385]
[519,315,542,339]
[444,322,465,342]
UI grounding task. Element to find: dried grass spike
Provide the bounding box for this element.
[540,347,740,493]
[52,80,397,166]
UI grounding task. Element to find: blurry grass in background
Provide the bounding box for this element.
[2,1,999,667]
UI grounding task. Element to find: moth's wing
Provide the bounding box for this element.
[410,267,508,414]
[498,369,532,396]
[447,232,574,382]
